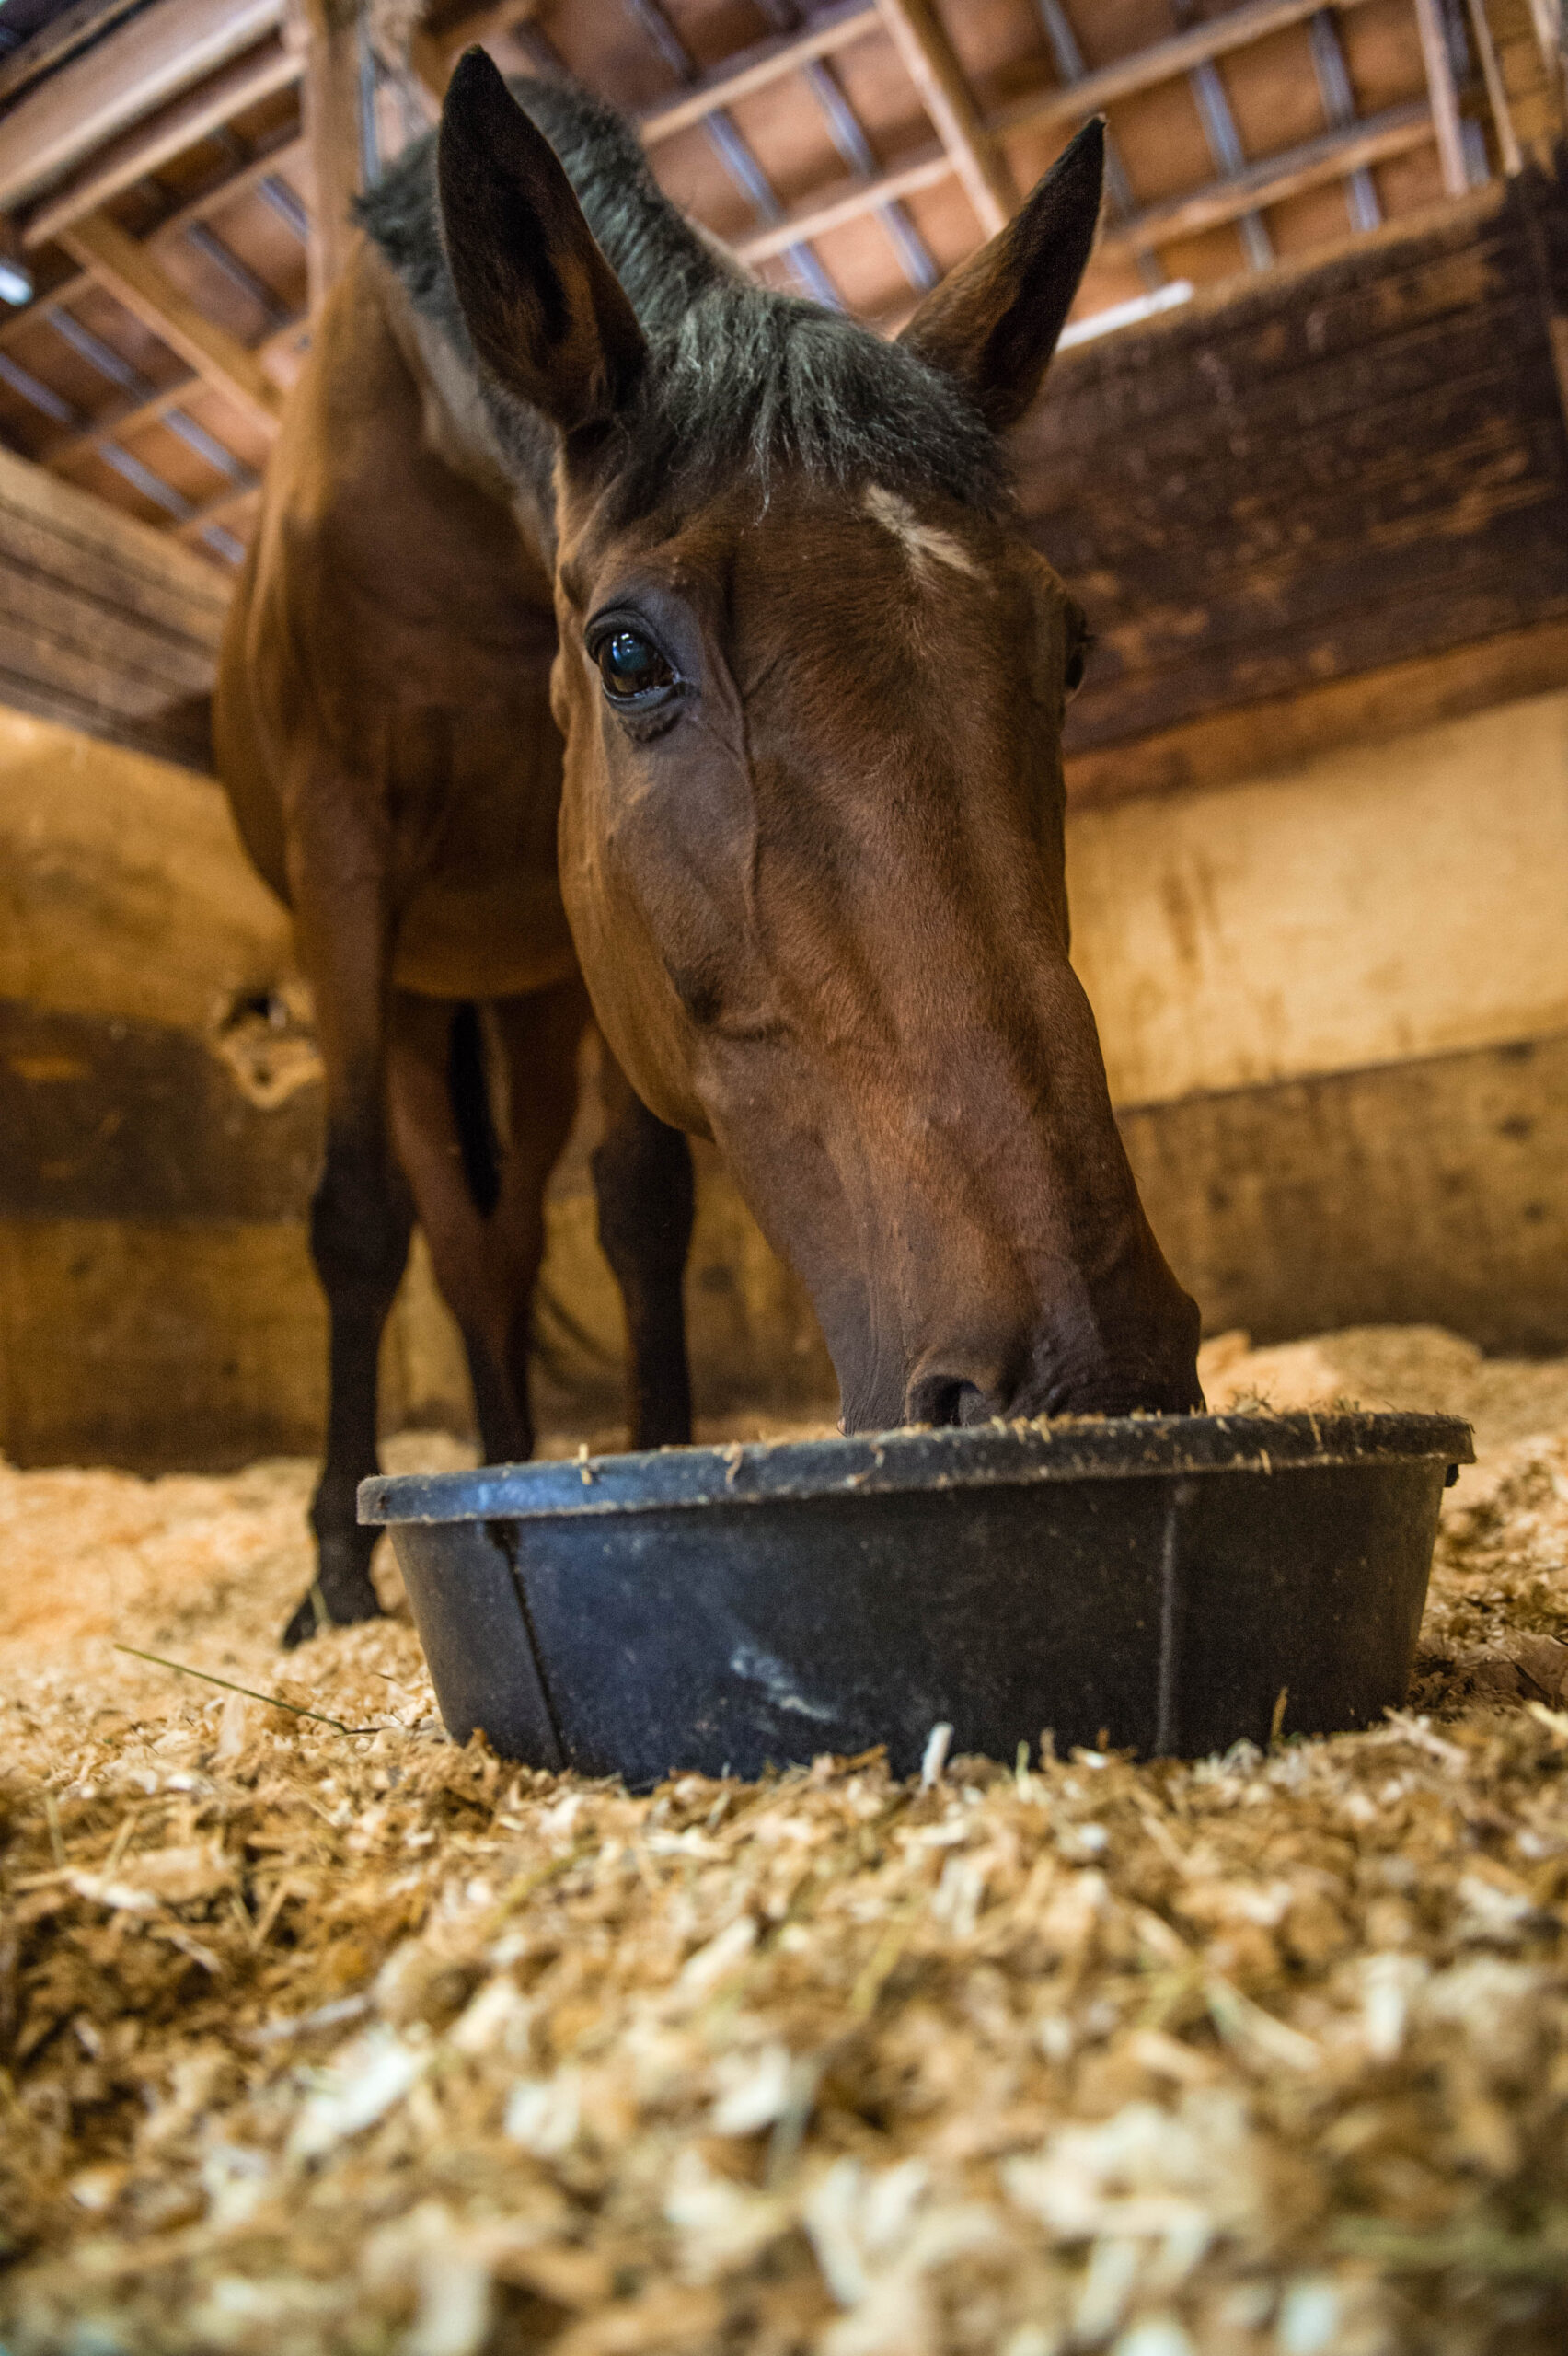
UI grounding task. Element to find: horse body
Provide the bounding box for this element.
[216,61,1201,1646]
[217,238,570,1001]
[215,216,694,1646]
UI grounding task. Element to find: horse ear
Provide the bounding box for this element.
[437,49,647,434]
[895,119,1104,431]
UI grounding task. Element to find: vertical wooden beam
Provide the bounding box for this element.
[293,0,364,307]
[1412,0,1470,196]
[872,0,1015,235]
[1466,0,1523,174]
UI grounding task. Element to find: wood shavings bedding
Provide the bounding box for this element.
[3,1328,1568,2355]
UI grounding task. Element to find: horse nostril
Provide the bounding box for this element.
[905,1375,994,1429]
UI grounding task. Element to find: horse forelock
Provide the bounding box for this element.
[357,75,1007,525]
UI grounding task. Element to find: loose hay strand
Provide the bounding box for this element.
[110,1644,375,1736]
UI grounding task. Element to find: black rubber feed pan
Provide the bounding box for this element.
[360,1411,1472,1784]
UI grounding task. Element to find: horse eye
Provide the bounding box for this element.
[598,629,674,701]
[1064,643,1088,698]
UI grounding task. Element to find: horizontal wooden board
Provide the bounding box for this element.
[1046,159,1568,752]
[0,1215,326,1470]
[0,444,226,768]
[0,997,320,1221]
[0,666,213,768]
[1124,1030,1568,1356]
[1063,617,1568,806]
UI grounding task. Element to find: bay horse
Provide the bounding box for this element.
[214,53,1201,1647]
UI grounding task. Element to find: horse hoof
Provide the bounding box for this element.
[280,1583,384,1648]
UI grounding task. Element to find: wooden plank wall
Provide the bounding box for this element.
[1124,1031,1568,1355]
[1039,152,1568,764]
[0,443,222,769]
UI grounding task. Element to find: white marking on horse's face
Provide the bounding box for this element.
[861,483,983,583]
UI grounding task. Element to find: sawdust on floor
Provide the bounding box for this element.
[3,1327,1568,2354]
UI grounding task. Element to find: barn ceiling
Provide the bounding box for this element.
[0,0,1562,572]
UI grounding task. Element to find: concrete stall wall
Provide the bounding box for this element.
[1,682,1564,1467]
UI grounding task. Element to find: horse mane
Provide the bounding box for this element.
[356,76,1006,514]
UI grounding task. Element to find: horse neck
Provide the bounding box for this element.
[377,252,558,572]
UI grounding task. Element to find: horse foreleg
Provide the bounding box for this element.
[390,982,586,1465]
[286,840,411,1647]
[593,1055,694,1451]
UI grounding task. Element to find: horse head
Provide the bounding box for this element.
[437,52,1201,1428]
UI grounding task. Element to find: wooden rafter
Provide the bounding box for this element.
[735,144,952,266]
[43,316,306,476]
[0,0,284,214]
[872,0,1014,237]
[640,4,881,147]
[172,479,263,544]
[0,0,149,107]
[1,137,307,361]
[20,39,303,251]
[1412,0,1470,197]
[0,0,1540,583]
[1099,104,1435,255]
[56,213,283,437]
[990,0,1383,140]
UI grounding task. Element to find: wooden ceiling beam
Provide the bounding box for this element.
[20,40,304,252]
[0,0,285,214]
[57,212,283,437]
[734,144,953,265]
[44,315,306,474]
[639,3,880,145]
[172,479,262,550]
[989,0,1384,142]
[0,0,149,108]
[2,136,306,363]
[735,98,1435,279]
[1099,102,1435,253]
[872,0,1014,236]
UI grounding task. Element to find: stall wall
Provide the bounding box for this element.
[2,684,1563,1468]
[1076,688,1568,1350]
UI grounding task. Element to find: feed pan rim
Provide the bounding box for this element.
[360,1407,1472,1529]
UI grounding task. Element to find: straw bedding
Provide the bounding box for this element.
[3,1328,1568,2355]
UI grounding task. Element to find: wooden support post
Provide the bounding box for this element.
[294,0,364,307]
[57,211,283,436]
[1412,0,1470,197]
[1466,0,1523,175]
[872,0,1014,236]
